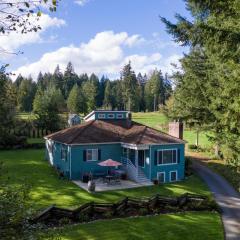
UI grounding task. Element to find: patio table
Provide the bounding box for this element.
[105,175,114,183]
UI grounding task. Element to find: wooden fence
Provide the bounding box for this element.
[32,193,217,227]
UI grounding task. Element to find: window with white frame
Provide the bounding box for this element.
[107,113,114,119]
[98,113,106,119]
[157,149,177,165]
[170,171,177,182]
[61,146,67,161]
[86,149,98,161]
[117,113,123,119]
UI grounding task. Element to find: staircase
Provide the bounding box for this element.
[121,157,153,186]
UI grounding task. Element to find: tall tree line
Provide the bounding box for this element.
[13,61,172,115]
[161,0,240,164]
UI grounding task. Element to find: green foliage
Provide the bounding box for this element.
[162,0,240,165]
[33,87,63,131]
[67,84,87,114]
[82,78,98,112]
[103,80,113,109]
[145,70,172,111]
[0,73,16,143]
[17,77,37,112]
[121,62,140,111]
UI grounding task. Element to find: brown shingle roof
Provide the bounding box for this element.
[45,120,185,145]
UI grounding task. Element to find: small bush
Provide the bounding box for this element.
[188,144,198,150]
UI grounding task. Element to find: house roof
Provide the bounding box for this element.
[45,120,186,145]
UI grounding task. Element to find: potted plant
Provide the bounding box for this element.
[153,179,159,185]
[87,180,95,192]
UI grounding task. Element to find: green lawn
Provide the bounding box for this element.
[0,149,210,209]
[133,112,212,147]
[56,212,223,240]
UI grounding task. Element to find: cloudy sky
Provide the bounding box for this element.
[2,0,190,80]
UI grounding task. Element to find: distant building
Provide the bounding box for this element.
[68,114,81,127]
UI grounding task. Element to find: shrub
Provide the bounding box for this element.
[188,144,198,150]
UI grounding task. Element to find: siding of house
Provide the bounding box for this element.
[149,144,185,182]
[70,143,122,180]
[46,141,185,183]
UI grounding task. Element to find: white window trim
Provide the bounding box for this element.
[170,170,178,182]
[61,146,67,161]
[117,113,124,119]
[138,150,145,168]
[98,114,106,119]
[86,149,98,161]
[157,149,178,166]
[107,114,115,119]
[157,172,165,183]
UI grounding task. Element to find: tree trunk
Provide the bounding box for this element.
[195,130,199,146]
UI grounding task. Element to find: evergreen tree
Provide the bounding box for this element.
[121,62,139,111]
[14,74,24,88]
[161,0,240,163]
[18,77,37,112]
[36,72,45,90]
[63,62,79,99]
[144,70,164,111]
[67,84,87,113]
[0,73,16,143]
[82,79,98,112]
[103,80,113,109]
[52,65,63,90]
[33,87,62,131]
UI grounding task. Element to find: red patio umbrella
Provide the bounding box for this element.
[98,159,122,167]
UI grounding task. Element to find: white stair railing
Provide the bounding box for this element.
[121,157,138,182]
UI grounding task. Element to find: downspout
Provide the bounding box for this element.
[69,146,72,180]
[149,145,152,180]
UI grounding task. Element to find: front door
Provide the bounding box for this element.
[138,150,145,167]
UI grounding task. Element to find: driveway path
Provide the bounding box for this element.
[192,160,240,240]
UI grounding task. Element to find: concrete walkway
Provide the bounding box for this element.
[192,160,240,240]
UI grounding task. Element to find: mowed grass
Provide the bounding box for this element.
[133,112,212,147]
[0,149,211,209]
[57,212,223,240]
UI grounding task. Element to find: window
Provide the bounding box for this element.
[157,149,177,165]
[108,114,114,119]
[61,146,67,161]
[86,149,98,161]
[98,114,105,119]
[157,172,165,183]
[170,171,177,182]
[117,113,123,119]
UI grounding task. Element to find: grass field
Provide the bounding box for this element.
[0,149,211,209]
[0,149,223,239]
[56,212,223,240]
[132,112,212,147]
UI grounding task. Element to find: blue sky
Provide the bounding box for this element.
[2,0,191,80]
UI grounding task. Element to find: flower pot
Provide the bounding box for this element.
[88,180,96,192]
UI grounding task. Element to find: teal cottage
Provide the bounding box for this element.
[45,110,186,184]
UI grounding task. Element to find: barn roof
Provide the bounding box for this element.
[45,120,186,145]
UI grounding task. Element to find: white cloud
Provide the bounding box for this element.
[74,0,90,6]
[13,31,182,80]
[0,14,66,57]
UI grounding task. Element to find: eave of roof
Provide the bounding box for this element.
[45,120,186,145]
